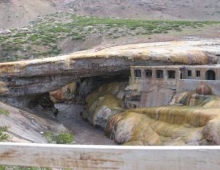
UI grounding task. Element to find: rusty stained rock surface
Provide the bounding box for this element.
[82,82,127,129]
[0,40,220,97]
[50,82,77,103]
[105,106,220,145]
[118,90,220,145]
[84,81,220,145]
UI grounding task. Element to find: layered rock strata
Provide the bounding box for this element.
[84,81,220,145]
[0,40,219,97]
[82,82,127,129]
[0,40,219,119]
[105,85,220,145]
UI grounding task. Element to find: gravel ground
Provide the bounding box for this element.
[55,103,116,145]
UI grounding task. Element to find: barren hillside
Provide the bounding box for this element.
[1,0,220,29]
[59,0,220,21]
[0,12,219,62]
[0,0,56,29]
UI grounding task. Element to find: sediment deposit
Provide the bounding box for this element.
[83,81,220,145]
[105,85,220,145]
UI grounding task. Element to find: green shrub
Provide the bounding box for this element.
[0,108,9,116]
[54,132,74,144]
[0,166,51,170]
[28,35,38,41]
[0,126,10,142]
[44,131,74,144]
[71,32,85,40]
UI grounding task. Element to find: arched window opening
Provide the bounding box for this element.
[206,70,216,80]
[156,70,164,79]
[168,70,175,79]
[145,70,152,78]
[134,69,142,78]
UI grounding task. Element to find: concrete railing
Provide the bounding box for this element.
[0,143,220,170]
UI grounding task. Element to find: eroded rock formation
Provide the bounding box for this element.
[0,40,219,97]
[50,82,78,103]
[83,81,220,145]
[105,105,220,145]
[105,90,220,146]
[1,40,218,112]
[82,82,127,129]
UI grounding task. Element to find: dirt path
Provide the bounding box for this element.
[55,103,116,145]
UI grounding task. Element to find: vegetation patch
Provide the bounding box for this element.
[0,166,51,170]
[0,126,10,142]
[0,108,9,116]
[0,12,220,62]
[44,131,74,144]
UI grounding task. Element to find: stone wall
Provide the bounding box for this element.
[128,64,220,107]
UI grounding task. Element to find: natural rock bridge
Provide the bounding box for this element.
[0,40,220,98]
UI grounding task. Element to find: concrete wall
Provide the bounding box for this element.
[129,66,179,107]
[140,79,176,107]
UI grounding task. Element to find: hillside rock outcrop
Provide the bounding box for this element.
[0,101,67,143]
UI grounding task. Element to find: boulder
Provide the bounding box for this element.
[106,111,162,145]
[171,84,220,107]
[50,81,77,103]
[195,84,212,95]
[82,82,127,129]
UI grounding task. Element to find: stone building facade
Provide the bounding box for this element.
[126,65,220,108]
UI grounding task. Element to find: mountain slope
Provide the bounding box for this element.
[0,0,56,29]
[1,0,220,29]
[57,0,220,21]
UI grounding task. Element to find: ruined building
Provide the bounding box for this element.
[126,65,220,108]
